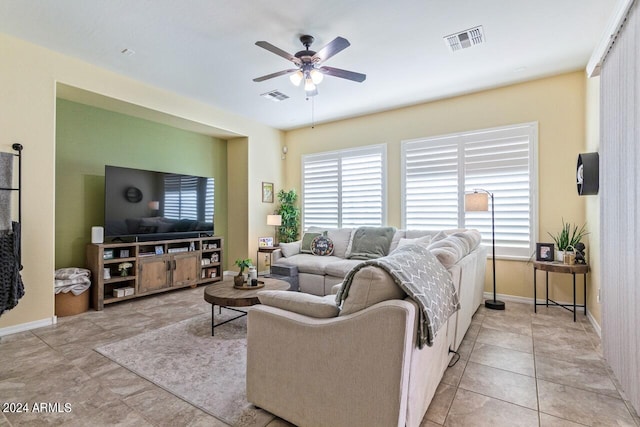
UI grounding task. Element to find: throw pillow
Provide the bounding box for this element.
[311,235,334,256]
[301,232,322,254]
[279,240,301,258]
[346,226,396,260]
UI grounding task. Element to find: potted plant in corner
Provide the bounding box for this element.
[275,189,300,243]
[548,219,588,262]
[234,258,253,286]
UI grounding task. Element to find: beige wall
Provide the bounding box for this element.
[284,71,588,308]
[0,33,284,330]
[585,76,601,327]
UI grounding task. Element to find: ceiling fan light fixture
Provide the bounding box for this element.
[310,69,324,84]
[289,70,303,86]
[304,78,316,92]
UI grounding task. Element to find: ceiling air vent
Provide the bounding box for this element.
[260,90,289,102]
[444,26,485,52]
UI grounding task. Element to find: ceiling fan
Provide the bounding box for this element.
[253,35,366,97]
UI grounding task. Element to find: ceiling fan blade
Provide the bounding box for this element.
[312,37,350,63]
[319,66,366,82]
[253,69,298,82]
[255,41,301,65]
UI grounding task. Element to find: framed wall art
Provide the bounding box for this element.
[262,182,274,203]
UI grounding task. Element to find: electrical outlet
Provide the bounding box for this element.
[597,288,601,304]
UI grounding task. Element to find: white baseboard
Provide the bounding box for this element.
[483,291,601,335]
[0,316,57,337]
[587,311,602,337]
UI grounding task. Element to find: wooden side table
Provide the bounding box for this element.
[257,246,279,276]
[533,261,589,321]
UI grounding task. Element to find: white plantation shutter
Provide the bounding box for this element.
[402,123,537,259]
[302,145,386,230]
[403,139,460,230]
[302,158,339,228]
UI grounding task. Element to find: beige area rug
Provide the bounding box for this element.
[95,311,274,427]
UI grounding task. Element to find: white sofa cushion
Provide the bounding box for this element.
[275,254,342,275]
[451,230,481,251]
[338,266,406,316]
[258,290,339,318]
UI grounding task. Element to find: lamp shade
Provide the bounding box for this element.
[267,214,282,226]
[465,192,489,212]
[148,201,160,210]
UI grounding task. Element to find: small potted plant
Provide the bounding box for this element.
[234,258,253,286]
[548,219,588,262]
[118,262,133,277]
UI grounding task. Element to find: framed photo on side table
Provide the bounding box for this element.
[536,243,555,261]
[262,182,274,203]
[259,237,274,247]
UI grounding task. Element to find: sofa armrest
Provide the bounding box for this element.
[271,248,283,263]
[247,300,417,427]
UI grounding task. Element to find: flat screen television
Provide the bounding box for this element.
[104,165,214,241]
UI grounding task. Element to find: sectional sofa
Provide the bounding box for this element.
[247,227,488,426]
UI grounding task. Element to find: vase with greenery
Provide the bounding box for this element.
[275,189,300,243]
[234,258,253,286]
[548,219,588,261]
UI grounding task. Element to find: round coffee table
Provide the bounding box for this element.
[203,277,289,335]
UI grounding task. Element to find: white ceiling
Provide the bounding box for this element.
[0,0,618,131]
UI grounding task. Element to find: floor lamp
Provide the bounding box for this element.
[465,189,505,310]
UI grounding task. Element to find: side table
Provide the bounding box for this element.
[533,261,589,321]
[257,246,279,276]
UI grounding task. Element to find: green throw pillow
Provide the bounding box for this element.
[301,232,322,254]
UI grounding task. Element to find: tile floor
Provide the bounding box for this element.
[0,287,639,427]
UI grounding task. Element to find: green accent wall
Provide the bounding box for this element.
[55,98,228,269]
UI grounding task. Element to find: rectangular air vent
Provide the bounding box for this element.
[444,26,485,52]
[260,90,289,102]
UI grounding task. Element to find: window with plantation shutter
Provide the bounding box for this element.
[402,123,537,259]
[163,174,214,221]
[302,145,386,230]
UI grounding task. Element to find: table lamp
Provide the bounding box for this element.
[267,214,282,246]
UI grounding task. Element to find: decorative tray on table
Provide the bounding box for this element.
[233,281,265,290]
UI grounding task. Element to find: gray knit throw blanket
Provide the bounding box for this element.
[337,243,459,348]
[0,222,25,316]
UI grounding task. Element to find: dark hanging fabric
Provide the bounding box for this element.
[0,221,25,316]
